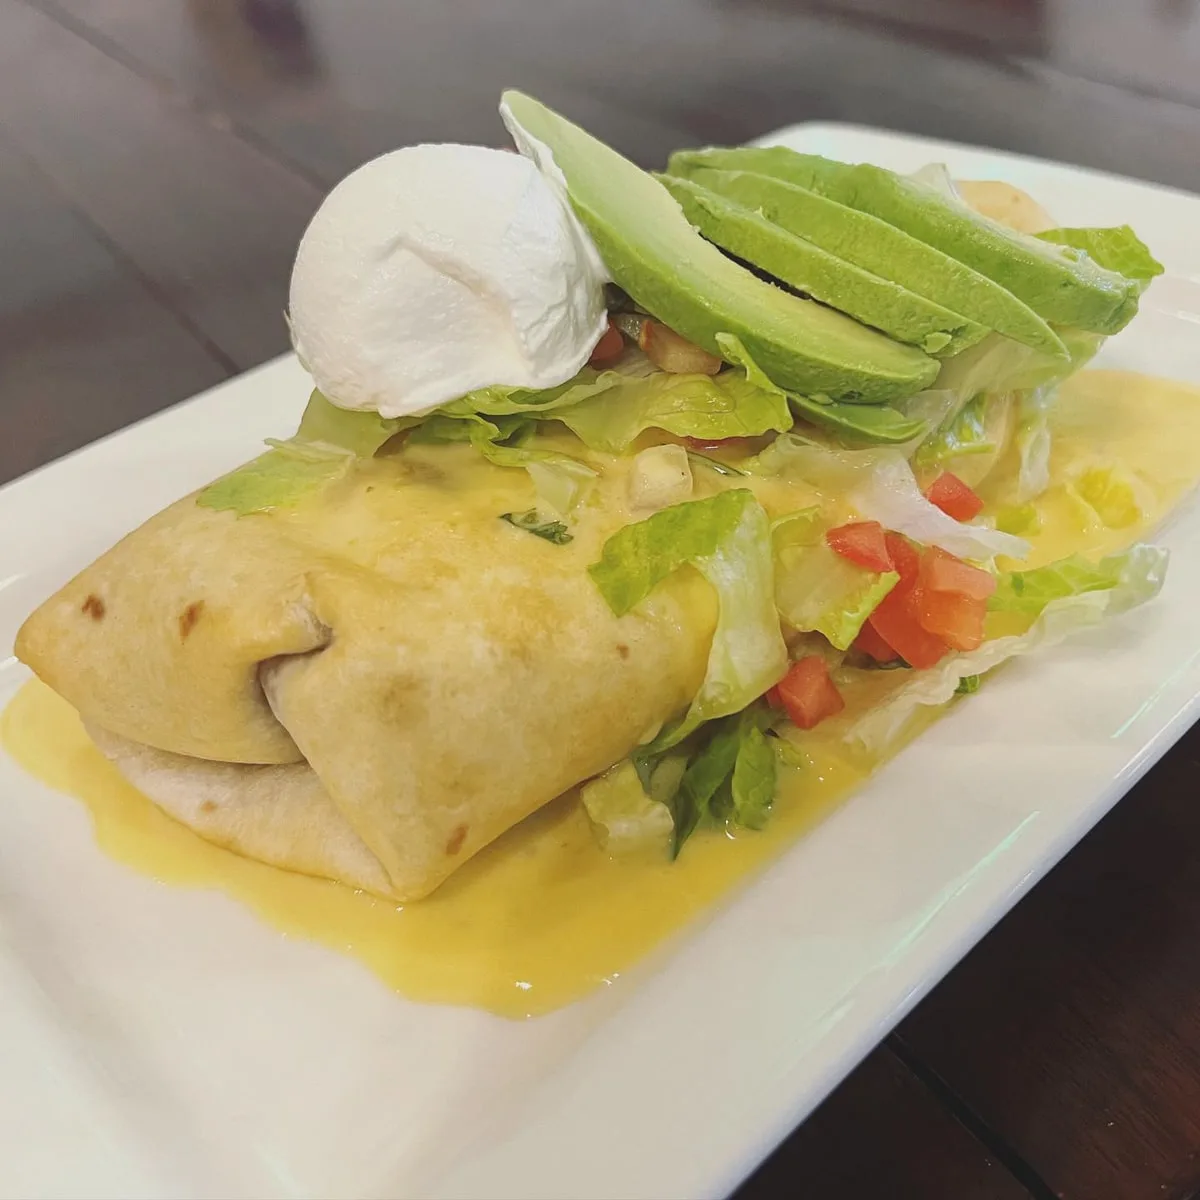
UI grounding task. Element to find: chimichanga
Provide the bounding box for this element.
[16,449,715,900]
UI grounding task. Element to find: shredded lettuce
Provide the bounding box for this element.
[730,716,777,830]
[590,489,787,748]
[851,455,1028,562]
[446,364,638,417]
[1014,384,1055,502]
[198,447,350,515]
[914,391,1014,487]
[770,506,824,551]
[667,718,743,848]
[581,759,675,855]
[612,702,780,856]
[775,540,899,650]
[199,390,412,515]
[990,544,1167,616]
[995,503,1042,537]
[848,543,1168,754]
[410,409,598,516]
[907,325,1105,499]
[930,329,1096,406]
[452,349,792,454]
[293,390,415,455]
[444,346,794,468]
[558,368,792,452]
[1036,226,1164,284]
[1068,463,1151,530]
[751,435,1028,561]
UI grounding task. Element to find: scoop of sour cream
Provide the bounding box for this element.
[288,142,609,418]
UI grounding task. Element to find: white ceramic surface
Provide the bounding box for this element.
[2,124,1200,1200]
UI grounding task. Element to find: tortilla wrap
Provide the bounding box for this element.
[16,446,716,900]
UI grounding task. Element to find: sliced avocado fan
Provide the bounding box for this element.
[666,161,1067,360]
[499,91,938,406]
[657,174,987,359]
[668,146,1139,334]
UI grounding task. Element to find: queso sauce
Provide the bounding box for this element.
[4,369,1200,1019]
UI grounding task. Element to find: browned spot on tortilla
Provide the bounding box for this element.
[616,643,630,659]
[445,824,468,856]
[81,594,105,620]
[179,601,205,640]
[199,799,217,814]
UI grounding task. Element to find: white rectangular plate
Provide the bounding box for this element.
[3,124,1200,1200]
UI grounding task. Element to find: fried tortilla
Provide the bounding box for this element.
[16,446,715,900]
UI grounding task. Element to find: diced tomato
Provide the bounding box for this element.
[884,531,921,583]
[765,685,783,709]
[587,321,625,365]
[919,546,996,602]
[774,657,845,730]
[867,592,950,669]
[825,520,893,573]
[867,533,951,669]
[852,620,899,663]
[911,546,994,651]
[916,588,988,651]
[926,471,984,522]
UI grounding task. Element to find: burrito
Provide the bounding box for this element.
[15,92,1173,901]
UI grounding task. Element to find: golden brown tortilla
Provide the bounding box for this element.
[17,444,716,900]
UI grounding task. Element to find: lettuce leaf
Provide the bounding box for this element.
[1068,463,1152,530]
[294,390,415,455]
[913,391,1014,487]
[771,506,824,551]
[409,409,598,516]
[669,717,744,848]
[848,543,1168,755]
[581,759,675,855]
[1036,226,1164,283]
[590,487,756,615]
[199,390,413,516]
[990,544,1167,616]
[446,363,639,417]
[1014,383,1055,502]
[730,715,778,830]
[775,540,899,649]
[614,702,779,855]
[447,349,793,468]
[558,369,792,453]
[908,325,1105,498]
[750,435,1029,561]
[850,455,1028,562]
[590,489,787,748]
[197,447,350,516]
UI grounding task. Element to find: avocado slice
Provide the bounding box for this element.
[657,174,986,359]
[499,92,938,405]
[666,162,1067,361]
[669,147,1138,334]
[789,396,926,444]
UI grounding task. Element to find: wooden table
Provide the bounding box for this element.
[3,2,1199,1196]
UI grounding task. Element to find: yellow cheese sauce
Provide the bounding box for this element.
[4,369,1200,1019]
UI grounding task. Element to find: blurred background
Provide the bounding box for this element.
[5,0,1200,485]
